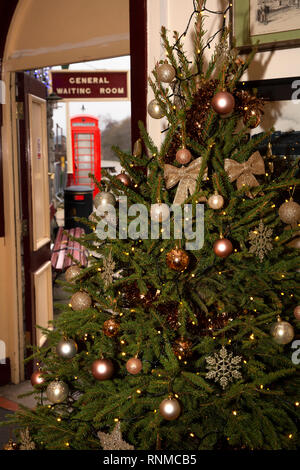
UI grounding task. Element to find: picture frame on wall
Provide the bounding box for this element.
[231,0,300,52]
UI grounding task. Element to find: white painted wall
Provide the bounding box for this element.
[147,0,300,146]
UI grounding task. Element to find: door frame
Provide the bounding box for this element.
[0,0,148,383]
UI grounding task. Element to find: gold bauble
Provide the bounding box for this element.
[70,291,92,311]
[46,380,69,404]
[278,200,300,226]
[3,439,18,450]
[270,319,294,345]
[147,99,164,119]
[157,63,176,83]
[103,318,120,337]
[65,265,82,283]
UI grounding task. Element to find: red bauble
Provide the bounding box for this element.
[126,357,143,375]
[166,248,189,271]
[91,358,114,380]
[213,238,233,258]
[116,172,131,187]
[30,370,45,386]
[211,91,235,115]
[175,148,192,165]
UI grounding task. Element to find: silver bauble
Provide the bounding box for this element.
[159,397,181,421]
[270,320,294,345]
[56,338,78,359]
[150,203,170,222]
[94,191,116,209]
[147,99,164,119]
[46,380,69,404]
[208,192,224,210]
[70,291,92,311]
[278,200,300,225]
[157,63,176,83]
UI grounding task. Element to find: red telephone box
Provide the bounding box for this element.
[71,115,101,197]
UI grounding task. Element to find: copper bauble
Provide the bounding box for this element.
[70,291,92,311]
[126,357,143,375]
[3,439,18,450]
[65,265,82,283]
[294,305,300,320]
[91,358,114,380]
[243,110,261,128]
[279,200,300,226]
[207,192,224,210]
[213,238,233,258]
[46,380,69,404]
[147,99,164,119]
[159,397,181,421]
[116,172,131,187]
[166,248,189,271]
[103,318,120,337]
[270,320,294,345]
[157,63,176,83]
[56,338,78,359]
[172,337,193,359]
[30,370,45,387]
[211,91,235,115]
[175,148,192,165]
[287,237,300,250]
[94,191,116,209]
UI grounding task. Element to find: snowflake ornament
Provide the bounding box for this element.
[98,422,134,450]
[101,251,116,287]
[249,220,273,262]
[205,345,242,389]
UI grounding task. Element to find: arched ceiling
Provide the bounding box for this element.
[4,0,130,71]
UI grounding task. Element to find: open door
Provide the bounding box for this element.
[16,73,53,378]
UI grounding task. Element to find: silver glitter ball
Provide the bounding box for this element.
[56,338,78,359]
[147,99,164,119]
[94,191,116,209]
[270,320,294,345]
[46,380,69,404]
[157,63,176,83]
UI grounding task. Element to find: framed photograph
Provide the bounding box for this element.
[231,0,300,51]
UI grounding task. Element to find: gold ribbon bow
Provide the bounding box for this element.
[164,157,208,205]
[224,151,265,196]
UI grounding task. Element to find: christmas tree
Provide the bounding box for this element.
[6,1,300,450]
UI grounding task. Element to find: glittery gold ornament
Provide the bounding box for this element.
[3,439,18,450]
[166,248,189,271]
[172,337,193,359]
[65,265,82,283]
[175,148,192,165]
[278,199,300,227]
[98,422,134,450]
[270,318,294,345]
[46,380,69,404]
[19,428,36,450]
[70,291,92,311]
[103,318,120,337]
[94,190,116,209]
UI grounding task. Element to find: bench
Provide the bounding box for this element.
[51,227,88,273]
